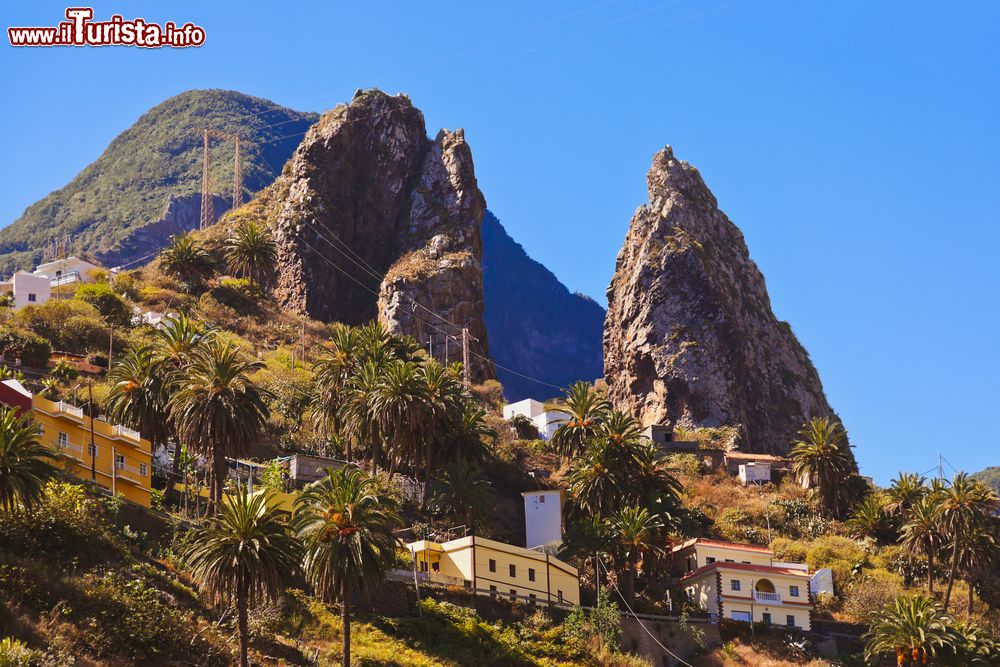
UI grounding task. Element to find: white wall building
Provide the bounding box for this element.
[522,489,564,549]
[33,256,100,298]
[738,461,772,486]
[0,271,51,309]
[502,398,570,441]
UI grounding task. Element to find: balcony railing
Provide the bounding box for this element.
[56,440,84,457]
[113,424,141,441]
[115,461,146,482]
[49,271,82,287]
[754,591,782,603]
[57,401,84,418]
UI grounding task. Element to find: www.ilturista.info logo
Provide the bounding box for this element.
[8,7,205,48]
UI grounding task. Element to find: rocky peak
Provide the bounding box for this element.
[263,90,491,377]
[604,146,838,454]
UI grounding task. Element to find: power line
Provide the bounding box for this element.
[596,557,695,667]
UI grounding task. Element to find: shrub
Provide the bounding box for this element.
[13,300,108,354]
[49,359,79,381]
[0,325,51,367]
[842,571,904,623]
[667,453,704,477]
[0,637,35,667]
[75,283,131,327]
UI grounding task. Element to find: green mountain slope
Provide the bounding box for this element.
[0,89,317,275]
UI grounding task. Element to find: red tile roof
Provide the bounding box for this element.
[671,537,772,555]
[680,561,811,582]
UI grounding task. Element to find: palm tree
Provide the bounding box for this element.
[900,496,945,595]
[169,341,269,504]
[606,506,662,603]
[225,220,276,289]
[631,439,683,518]
[847,493,892,542]
[789,417,857,516]
[105,345,171,491]
[939,474,999,608]
[154,313,215,500]
[368,359,430,477]
[311,325,361,461]
[295,467,402,667]
[566,411,644,518]
[418,360,464,507]
[0,407,58,513]
[439,400,495,466]
[864,595,955,666]
[885,473,927,517]
[182,489,301,667]
[550,381,610,461]
[160,232,215,283]
[428,460,496,534]
[956,523,998,615]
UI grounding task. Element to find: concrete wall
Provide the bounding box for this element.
[502,398,545,420]
[11,272,51,309]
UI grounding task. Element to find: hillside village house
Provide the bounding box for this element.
[502,398,570,441]
[406,535,580,607]
[672,538,814,630]
[0,256,101,310]
[0,379,153,507]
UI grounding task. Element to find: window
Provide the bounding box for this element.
[420,560,428,572]
[538,495,545,503]
[705,556,716,564]
[730,579,741,592]
[58,432,68,447]
[139,463,148,476]
[557,590,564,603]
[786,615,797,628]
[27,293,36,302]
[87,443,97,457]
[762,613,772,626]
[509,589,517,601]
[529,593,537,604]
[115,454,125,470]
[789,585,800,598]
[488,559,496,573]
[724,559,735,563]
[489,585,497,598]
[528,568,535,582]
[432,562,440,573]
[509,564,516,577]
[742,561,751,565]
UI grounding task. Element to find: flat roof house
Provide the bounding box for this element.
[502,398,570,441]
[672,538,814,631]
[33,256,100,299]
[406,535,580,607]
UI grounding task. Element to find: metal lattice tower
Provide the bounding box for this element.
[199,128,245,229]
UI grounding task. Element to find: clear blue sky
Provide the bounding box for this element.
[2,1,998,484]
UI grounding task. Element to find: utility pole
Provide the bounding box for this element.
[300,320,306,363]
[200,128,212,230]
[88,380,97,482]
[428,335,433,360]
[939,453,944,482]
[462,328,470,387]
[108,325,113,368]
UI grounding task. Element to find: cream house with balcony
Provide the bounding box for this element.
[32,256,100,299]
[406,535,579,607]
[673,538,814,631]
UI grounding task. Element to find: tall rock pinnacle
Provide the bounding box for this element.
[256,90,490,378]
[603,147,838,453]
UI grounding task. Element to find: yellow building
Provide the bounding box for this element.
[673,538,814,631]
[406,535,580,607]
[30,394,153,507]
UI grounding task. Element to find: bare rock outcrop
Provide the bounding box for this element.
[604,147,837,454]
[257,90,490,378]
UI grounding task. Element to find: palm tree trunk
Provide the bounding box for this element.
[968,578,975,615]
[165,435,181,504]
[421,438,432,512]
[926,551,934,595]
[238,573,249,667]
[212,447,227,508]
[342,577,351,667]
[944,538,961,609]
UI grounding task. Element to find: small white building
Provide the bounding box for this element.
[502,398,570,440]
[522,489,564,549]
[33,256,100,298]
[738,461,772,486]
[0,271,51,309]
[810,567,835,596]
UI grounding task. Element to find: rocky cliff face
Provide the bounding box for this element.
[481,211,605,400]
[604,147,836,454]
[259,90,491,378]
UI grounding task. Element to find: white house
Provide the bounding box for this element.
[522,489,564,549]
[502,398,570,441]
[0,271,51,309]
[738,461,772,486]
[33,256,100,298]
